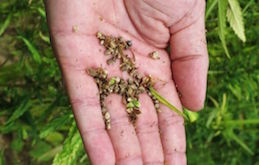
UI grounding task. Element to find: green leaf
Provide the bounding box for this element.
[5,98,32,125]
[149,87,188,121]
[29,141,52,160]
[18,36,42,64]
[45,132,64,145]
[40,113,72,138]
[227,0,246,42]
[218,0,231,58]
[52,122,84,165]
[184,109,199,123]
[0,14,11,36]
[38,146,63,162]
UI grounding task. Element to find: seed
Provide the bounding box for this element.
[106,123,111,130]
[115,77,120,83]
[118,36,123,42]
[149,51,160,60]
[96,32,103,39]
[126,40,132,47]
[134,109,141,115]
[155,100,159,104]
[101,107,107,113]
[110,40,116,48]
[155,103,160,109]
[126,108,133,113]
[87,68,98,77]
[128,79,133,85]
[139,86,145,93]
[107,57,116,65]
[104,112,111,120]
[100,40,104,45]
[104,49,112,55]
[127,97,132,102]
[127,87,134,96]
[114,85,120,93]
[72,25,79,32]
[103,69,108,75]
[108,87,113,93]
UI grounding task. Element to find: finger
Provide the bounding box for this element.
[63,65,116,165]
[155,81,186,165]
[170,0,208,111]
[47,32,115,164]
[105,94,143,165]
[135,94,164,164]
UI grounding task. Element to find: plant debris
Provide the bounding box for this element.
[149,51,160,60]
[87,32,183,129]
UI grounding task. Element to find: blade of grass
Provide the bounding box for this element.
[206,0,218,19]
[0,14,11,36]
[18,36,42,64]
[149,87,188,121]
[230,132,254,155]
[218,0,231,58]
[223,119,259,125]
[5,97,32,125]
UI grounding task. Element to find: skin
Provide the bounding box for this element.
[44,0,208,164]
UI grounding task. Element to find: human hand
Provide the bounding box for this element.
[44,0,208,164]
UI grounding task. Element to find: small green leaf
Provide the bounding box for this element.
[132,99,141,108]
[149,87,188,121]
[108,78,116,86]
[218,0,231,58]
[39,31,50,44]
[184,109,199,123]
[127,102,134,108]
[18,36,42,64]
[37,7,46,18]
[0,14,11,36]
[227,0,246,42]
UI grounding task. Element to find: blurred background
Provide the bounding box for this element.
[0,0,258,164]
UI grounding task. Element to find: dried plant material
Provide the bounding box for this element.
[72,25,79,32]
[99,16,104,22]
[149,51,160,60]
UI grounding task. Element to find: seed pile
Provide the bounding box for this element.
[87,32,161,129]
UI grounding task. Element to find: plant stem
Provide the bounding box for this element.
[149,87,189,121]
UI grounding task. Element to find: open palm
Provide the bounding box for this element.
[45,0,208,164]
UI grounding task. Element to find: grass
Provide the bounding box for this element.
[0,0,258,164]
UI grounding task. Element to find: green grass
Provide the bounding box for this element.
[0,0,258,164]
